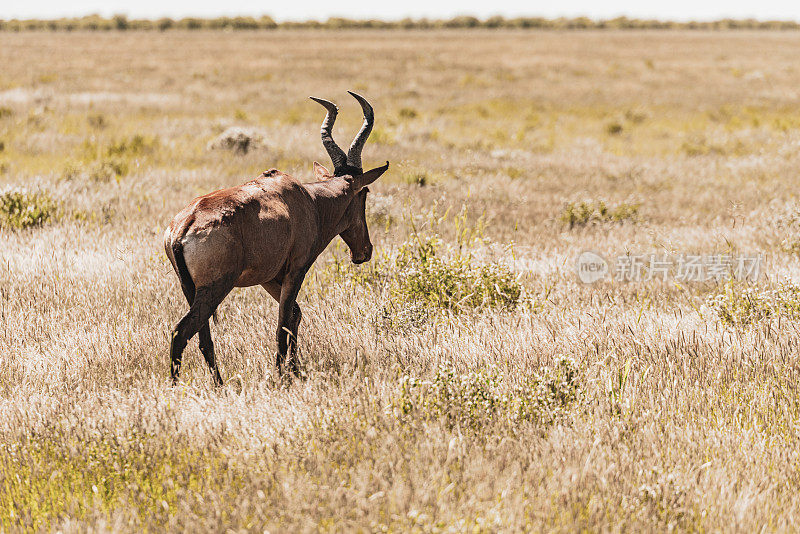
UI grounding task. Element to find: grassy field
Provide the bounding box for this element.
[3,29,800,531]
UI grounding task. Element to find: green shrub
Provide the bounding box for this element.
[706,282,800,327]
[78,134,159,181]
[504,166,524,179]
[625,108,649,123]
[101,134,158,158]
[0,189,59,230]
[679,134,737,156]
[326,205,520,312]
[560,199,639,228]
[87,113,107,128]
[88,159,129,182]
[398,107,418,119]
[392,236,522,311]
[401,170,428,186]
[781,238,800,255]
[397,357,581,433]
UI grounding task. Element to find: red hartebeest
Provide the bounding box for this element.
[164,92,388,385]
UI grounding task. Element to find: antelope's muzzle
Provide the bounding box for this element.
[352,245,373,264]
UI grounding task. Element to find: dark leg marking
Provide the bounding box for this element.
[170,277,233,385]
[271,271,307,379]
[287,303,303,377]
[199,322,223,387]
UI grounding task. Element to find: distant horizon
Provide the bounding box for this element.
[2,13,800,24]
[4,0,800,23]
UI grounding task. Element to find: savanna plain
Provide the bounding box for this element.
[3,29,800,531]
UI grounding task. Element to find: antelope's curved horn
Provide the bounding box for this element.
[309,96,347,171]
[346,91,374,170]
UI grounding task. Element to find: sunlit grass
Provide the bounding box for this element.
[3,29,800,531]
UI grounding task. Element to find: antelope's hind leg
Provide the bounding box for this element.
[199,322,223,387]
[170,279,233,385]
[178,285,223,387]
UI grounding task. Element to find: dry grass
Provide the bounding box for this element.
[3,29,800,531]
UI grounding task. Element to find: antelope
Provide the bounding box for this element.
[164,92,388,385]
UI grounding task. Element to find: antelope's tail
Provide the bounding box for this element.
[171,238,196,305]
[169,233,218,324]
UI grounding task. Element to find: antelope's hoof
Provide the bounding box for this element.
[294,369,308,381]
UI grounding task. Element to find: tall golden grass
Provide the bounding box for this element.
[2,29,800,531]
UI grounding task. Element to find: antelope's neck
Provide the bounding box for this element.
[306,180,354,250]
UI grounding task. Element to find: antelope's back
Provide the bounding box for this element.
[168,172,317,288]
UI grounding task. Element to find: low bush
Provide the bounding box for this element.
[560,199,639,228]
[207,127,265,154]
[70,134,160,182]
[326,206,522,312]
[398,107,418,119]
[706,282,800,326]
[606,121,624,135]
[396,357,581,433]
[391,236,522,311]
[0,189,59,230]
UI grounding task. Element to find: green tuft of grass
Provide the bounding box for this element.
[403,171,428,186]
[398,107,418,119]
[560,199,639,228]
[0,431,245,531]
[74,134,160,181]
[391,236,522,311]
[0,189,59,230]
[87,113,107,129]
[706,282,800,327]
[504,166,525,179]
[397,357,581,433]
[88,159,130,182]
[606,121,624,135]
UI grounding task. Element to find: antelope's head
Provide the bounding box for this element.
[310,92,389,264]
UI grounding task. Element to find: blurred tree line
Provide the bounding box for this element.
[1,14,799,31]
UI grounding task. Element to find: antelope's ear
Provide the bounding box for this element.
[353,161,389,190]
[313,161,331,180]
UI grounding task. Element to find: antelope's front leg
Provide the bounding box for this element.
[275,270,307,378]
[287,303,303,376]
